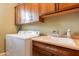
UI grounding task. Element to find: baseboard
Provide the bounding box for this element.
[0,52,6,56]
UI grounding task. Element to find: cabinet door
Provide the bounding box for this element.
[15,4,25,24]
[39,3,55,16]
[24,3,32,23]
[33,41,53,56]
[59,3,79,11]
[19,4,25,24]
[31,3,39,22]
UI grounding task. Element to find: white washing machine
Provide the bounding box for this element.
[6,31,40,56]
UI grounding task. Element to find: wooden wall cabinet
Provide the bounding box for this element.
[39,3,79,16]
[58,3,79,11]
[15,3,79,25]
[15,3,43,25]
[39,3,56,16]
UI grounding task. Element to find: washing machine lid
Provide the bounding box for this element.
[6,34,33,39]
[18,30,40,38]
[6,30,40,39]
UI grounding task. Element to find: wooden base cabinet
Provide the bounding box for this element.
[33,45,54,56]
[32,41,79,56]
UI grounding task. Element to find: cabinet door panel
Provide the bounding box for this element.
[33,41,53,56]
[59,3,79,11]
[15,4,25,24]
[31,3,39,22]
[39,3,47,15]
[39,3,55,16]
[24,3,32,23]
[46,3,55,13]
[20,4,25,24]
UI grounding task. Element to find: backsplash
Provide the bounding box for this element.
[22,12,79,35]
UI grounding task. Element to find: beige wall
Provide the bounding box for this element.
[0,3,17,53]
[22,12,79,35]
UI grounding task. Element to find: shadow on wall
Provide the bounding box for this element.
[0,3,17,53]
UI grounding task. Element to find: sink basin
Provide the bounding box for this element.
[51,37,74,44]
[51,36,78,48]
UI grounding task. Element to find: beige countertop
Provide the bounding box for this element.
[32,35,79,51]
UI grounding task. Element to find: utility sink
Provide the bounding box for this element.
[51,36,77,47]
